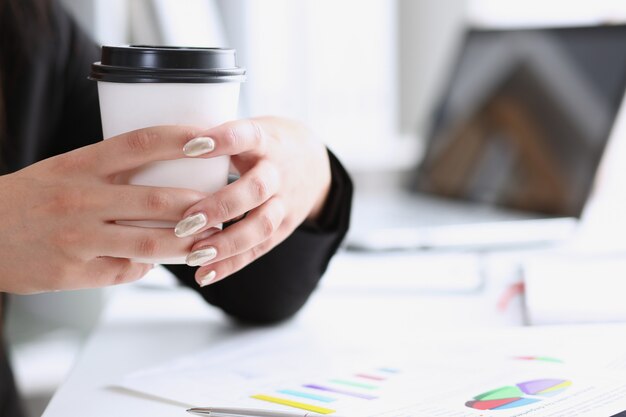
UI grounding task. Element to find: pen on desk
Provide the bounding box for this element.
[187,406,348,417]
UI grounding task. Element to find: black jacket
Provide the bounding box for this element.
[0,2,352,416]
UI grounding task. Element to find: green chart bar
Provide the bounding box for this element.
[329,379,379,390]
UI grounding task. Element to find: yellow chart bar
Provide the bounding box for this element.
[540,380,573,394]
[251,394,337,414]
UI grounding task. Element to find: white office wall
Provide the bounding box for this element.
[129,0,226,46]
[398,0,466,138]
[60,0,128,45]
[216,1,401,170]
[467,0,626,27]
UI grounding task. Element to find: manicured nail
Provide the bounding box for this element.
[174,213,207,237]
[183,137,215,157]
[186,246,217,267]
[198,270,217,287]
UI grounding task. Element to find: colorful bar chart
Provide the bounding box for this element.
[251,367,396,414]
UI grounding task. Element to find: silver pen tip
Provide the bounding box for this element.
[186,409,210,416]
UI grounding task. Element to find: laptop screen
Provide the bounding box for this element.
[414,25,626,218]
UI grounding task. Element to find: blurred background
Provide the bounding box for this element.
[8,1,626,416]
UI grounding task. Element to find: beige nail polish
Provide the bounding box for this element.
[183,136,215,157]
[174,213,207,237]
[186,247,217,267]
[198,270,217,287]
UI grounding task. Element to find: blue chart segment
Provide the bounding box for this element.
[277,389,336,403]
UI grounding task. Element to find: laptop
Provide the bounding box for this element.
[347,24,626,251]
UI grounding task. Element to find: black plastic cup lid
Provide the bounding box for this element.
[90,45,246,83]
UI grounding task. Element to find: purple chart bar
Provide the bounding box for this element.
[303,384,378,400]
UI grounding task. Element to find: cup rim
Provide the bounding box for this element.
[90,45,246,83]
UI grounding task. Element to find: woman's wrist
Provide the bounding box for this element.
[305,149,332,223]
[302,149,352,233]
[307,179,332,224]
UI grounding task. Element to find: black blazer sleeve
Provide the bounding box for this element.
[1,0,103,172]
[3,1,353,324]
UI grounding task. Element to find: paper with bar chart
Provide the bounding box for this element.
[116,325,626,416]
[117,325,422,416]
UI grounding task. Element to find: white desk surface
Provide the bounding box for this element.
[42,248,529,417]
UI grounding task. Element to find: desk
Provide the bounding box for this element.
[41,249,528,417]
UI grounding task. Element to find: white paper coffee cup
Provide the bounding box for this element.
[91,46,245,264]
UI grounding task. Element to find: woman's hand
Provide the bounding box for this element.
[174,117,332,287]
[0,126,210,294]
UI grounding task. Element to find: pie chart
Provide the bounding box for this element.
[465,379,572,410]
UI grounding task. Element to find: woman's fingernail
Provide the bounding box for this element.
[183,137,215,157]
[175,213,207,237]
[186,246,217,267]
[198,270,217,287]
